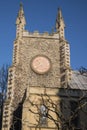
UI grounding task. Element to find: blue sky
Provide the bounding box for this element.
[0,0,87,69]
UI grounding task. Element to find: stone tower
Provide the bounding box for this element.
[2,4,71,130]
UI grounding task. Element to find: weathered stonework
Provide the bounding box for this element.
[2,4,72,130]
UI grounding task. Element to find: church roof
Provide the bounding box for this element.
[69,71,87,90]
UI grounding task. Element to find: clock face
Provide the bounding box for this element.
[31,55,51,74]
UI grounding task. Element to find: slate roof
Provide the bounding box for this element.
[68,71,87,90]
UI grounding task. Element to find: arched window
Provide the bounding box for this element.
[39,104,48,126]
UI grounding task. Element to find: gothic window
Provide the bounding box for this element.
[39,104,48,126]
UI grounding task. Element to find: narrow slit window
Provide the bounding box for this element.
[39,104,48,126]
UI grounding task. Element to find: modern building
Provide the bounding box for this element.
[2,3,87,130]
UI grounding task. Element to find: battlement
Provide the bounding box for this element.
[23,30,59,39]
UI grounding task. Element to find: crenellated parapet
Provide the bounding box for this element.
[23,30,59,39]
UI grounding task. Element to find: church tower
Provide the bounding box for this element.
[2,4,71,130]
